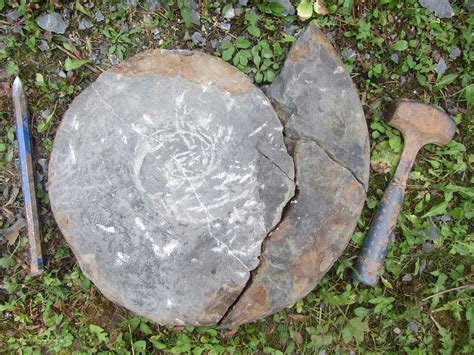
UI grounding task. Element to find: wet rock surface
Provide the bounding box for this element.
[50,25,369,326]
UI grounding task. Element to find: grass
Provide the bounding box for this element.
[0,0,473,353]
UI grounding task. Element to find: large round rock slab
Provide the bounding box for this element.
[49,50,295,325]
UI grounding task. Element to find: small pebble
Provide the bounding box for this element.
[58,70,67,78]
[449,47,461,59]
[408,321,419,332]
[41,110,50,119]
[391,53,400,64]
[434,57,447,74]
[284,24,298,36]
[467,0,474,11]
[95,10,105,22]
[151,28,161,39]
[341,48,357,60]
[62,8,71,20]
[364,53,371,60]
[218,22,231,31]
[36,12,68,34]
[191,32,206,47]
[12,25,23,33]
[109,54,119,65]
[78,19,94,30]
[428,218,440,241]
[419,0,454,19]
[437,215,452,222]
[393,327,401,335]
[6,10,20,21]
[422,241,433,254]
[210,39,220,49]
[400,75,406,85]
[191,0,201,25]
[402,273,413,282]
[38,39,49,52]
[239,0,249,6]
[224,6,235,20]
[420,259,427,274]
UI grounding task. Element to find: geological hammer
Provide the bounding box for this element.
[354,100,456,286]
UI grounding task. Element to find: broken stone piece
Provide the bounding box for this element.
[36,12,68,34]
[266,25,370,188]
[419,0,454,18]
[222,25,369,327]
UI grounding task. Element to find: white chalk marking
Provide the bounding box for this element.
[135,217,146,231]
[116,252,130,265]
[96,224,116,233]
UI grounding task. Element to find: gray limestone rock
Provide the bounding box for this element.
[419,0,454,18]
[266,25,370,189]
[49,50,295,326]
[36,12,68,34]
[50,24,369,327]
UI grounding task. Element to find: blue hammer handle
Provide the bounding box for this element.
[353,183,404,286]
[353,135,420,286]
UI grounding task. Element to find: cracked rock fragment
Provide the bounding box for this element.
[49,50,294,326]
[220,24,369,327]
[266,25,370,189]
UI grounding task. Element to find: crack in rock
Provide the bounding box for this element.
[311,139,367,192]
[218,150,299,326]
[257,147,295,183]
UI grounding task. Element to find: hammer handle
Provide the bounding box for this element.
[353,182,405,286]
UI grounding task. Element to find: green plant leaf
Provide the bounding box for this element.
[247,25,261,37]
[64,58,89,71]
[89,324,104,334]
[436,74,458,88]
[390,40,408,51]
[0,257,15,269]
[222,47,235,61]
[464,85,473,108]
[235,37,252,49]
[297,0,313,21]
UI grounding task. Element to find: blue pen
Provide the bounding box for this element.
[12,77,44,275]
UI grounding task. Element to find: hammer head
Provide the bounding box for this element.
[387,99,456,147]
